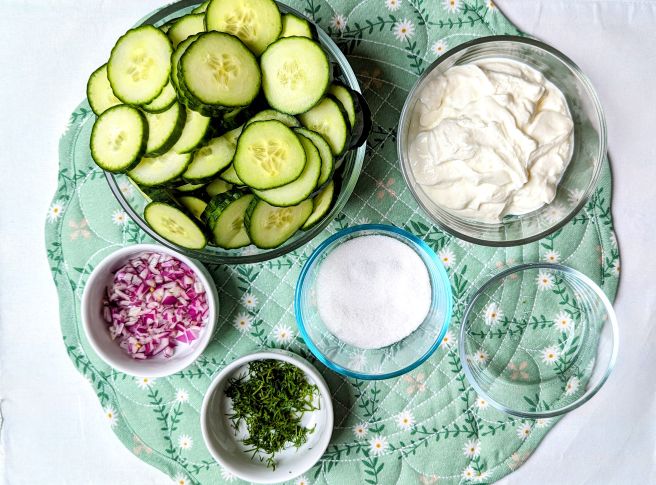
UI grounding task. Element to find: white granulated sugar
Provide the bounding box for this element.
[316,235,432,349]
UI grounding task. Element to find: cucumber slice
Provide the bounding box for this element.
[144,201,207,249]
[298,97,349,155]
[171,34,200,91]
[178,195,208,219]
[87,64,121,116]
[192,0,210,13]
[179,31,260,107]
[252,133,321,206]
[246,109,299,128]
[129,150,192,186]
[220,164,245,185]
[281,13,314,39]
[159,18,177,33]
[141,81,177,113]
[202,192,254,248]
[302,179,334,230]
[293,127,333,187]
[182,133,236,182]
[260,37,329,115]
[172,108,212,153]
[328,83,356,128]
[222,107,245,130]
[90,105,147,173]
[144,102,186,156]
[245,198,313,249]
[108,26,173,105]
[176,182,207,192]
[206,178,233,196]
[233,120,306,189]
[167,13,205,48]
[205,0,282,56]
[349,89,372,149]
[225,125,244,144]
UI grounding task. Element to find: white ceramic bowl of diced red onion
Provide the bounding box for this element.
[81,244,218,377]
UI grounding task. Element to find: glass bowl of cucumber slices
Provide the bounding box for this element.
[98,0,369,264]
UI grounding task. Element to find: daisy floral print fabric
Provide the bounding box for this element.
[45,0,619,484]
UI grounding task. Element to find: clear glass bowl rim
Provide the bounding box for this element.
[104,0,366,264]
[458,262,619,418]
[397,35,608,247]
[294,224,453,380]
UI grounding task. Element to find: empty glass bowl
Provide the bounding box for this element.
[295,224,452,379]
[105,0,365,264]
[459,263,618,418]
[398,36,607,246]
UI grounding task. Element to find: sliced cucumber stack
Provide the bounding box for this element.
[205,0,282,56]
[91,105,147,172]
[88,2,373,252]
[203,192,254,248]
[260,37,329,115]
[233,120,306,189]
[108,26,172,105]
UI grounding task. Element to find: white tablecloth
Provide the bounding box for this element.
[1,0,655,483]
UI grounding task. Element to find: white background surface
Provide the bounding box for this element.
[1,0,655,483]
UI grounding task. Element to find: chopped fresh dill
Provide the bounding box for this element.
[225,359,320,470]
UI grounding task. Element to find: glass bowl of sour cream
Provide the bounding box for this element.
[398,36,607,246]
[294,224,452,380]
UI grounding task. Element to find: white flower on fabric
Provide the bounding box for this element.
[385,0,401,11]
[431,39,448,56]
[553,311,573,332]
[567,188,585,205]
[462,439,481,458]
[443,0,461,13]
[355,216,370,225]
[119,180,134,197]
[240,246,259,256]
[104,406,118,428]
[544,250,560,263]
[541,346,560,365]
[47,201,64,222]
[440,330,456,349]
[178,434,193,450]
[486,0,497,12]
[516,422,532,440]
[474,471,490,482]
[330,13,347,32]
[438,248,456,268]
[470,350,489,365]
[353,422,369,439]
[272,324,293,344]
[240,292,258,309]
[296,476,310,485]
[483,302,502,326]
[220,467,236,482]
[396,410,415,430]
[535,417,552,428]
[135,376,156,389]
[536,270,555,290]
[175,389,189,403]
[565,376,580,396]
[462,466,476,481]
[475,397,488,410]
[543,204,567,224]
[393,19,415,41]
[612,260,620,276]
[233,312,253,333]
[173,473,189,485]
[369,435,388,455]
[112,209,127,226]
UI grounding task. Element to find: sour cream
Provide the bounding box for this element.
[407,58,574,222]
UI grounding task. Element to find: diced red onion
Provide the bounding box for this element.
[102,251,209,359]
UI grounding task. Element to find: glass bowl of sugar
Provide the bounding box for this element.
[295,224,452,380]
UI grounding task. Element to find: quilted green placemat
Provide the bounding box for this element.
[45,1,620,483]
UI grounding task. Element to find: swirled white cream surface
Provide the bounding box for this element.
[408,58,574,222]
